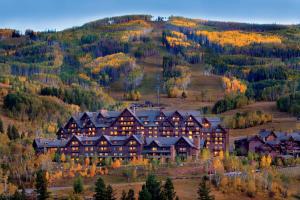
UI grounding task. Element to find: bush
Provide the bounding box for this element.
[277,92,300,116]
[226,110,272,129]
[73,176,84,194]
[123,90,141,101]
[212,94,250,114]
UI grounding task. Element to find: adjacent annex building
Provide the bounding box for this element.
[234,129,300,157]
[33,108,229,160]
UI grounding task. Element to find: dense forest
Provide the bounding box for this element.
[1,14,300,197]
[1,15,300,134]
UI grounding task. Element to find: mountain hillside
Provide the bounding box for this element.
[1,15,300,136]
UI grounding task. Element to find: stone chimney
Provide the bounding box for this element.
[170,145,176,162]
[193,136,201,149]
[193,136,201,160]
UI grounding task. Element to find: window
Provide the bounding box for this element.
[179,147,187,152]
[152,147,157,151]
[129,147,136,151]
[72,147,79,151]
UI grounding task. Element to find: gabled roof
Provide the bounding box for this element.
[176,136,196,148]
[145,136,196,148]
[258,130,276,139]
[34,138,68,148]
[59,108,225,131]
[145,137,179,147]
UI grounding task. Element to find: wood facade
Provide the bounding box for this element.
[34,108,229,159]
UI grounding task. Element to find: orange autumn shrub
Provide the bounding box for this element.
[222,77,247,94]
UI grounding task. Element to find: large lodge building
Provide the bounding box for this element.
[33,108,229,160]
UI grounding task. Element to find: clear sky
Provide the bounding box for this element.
[1,0,300,31]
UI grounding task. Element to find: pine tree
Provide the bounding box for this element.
[145,174,161,200]
[12,189,26,200]
[161,178,175,200]
[0,118,4,133]
[106,185,116,200]
[181,91,187,99]
[126,189,135,200]
[35,169,50,200]
[7,124,19,140]
[73,176,84,194]
[121,190,127,200]
[6,124,11,139]
[198,176,214,200]
[11,125,19,139]
[138,185,151,200]
[94,177,106,200]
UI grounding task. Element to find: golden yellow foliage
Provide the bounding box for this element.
[75,163,82,171]
[219,150,224,160]
[84,157,90,167]
[61,153,66,163]
[222,76,247,94]
[169,18,197,28]
[166,36,191,47]
[47,122,57,133]
[7,183,17,195]
[213,158,224,173]
[78,73,91,81]
[220,176,229,190]
[86,53,135,74]
[129,157,149,166]
[260,155,272,168]
[171,31,187,39]
[90,163,97,177]
[195,30,281,47]
[111,159,121,169]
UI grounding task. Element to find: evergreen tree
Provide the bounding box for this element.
[73,176,84,194]
[35,169,50,200]
[138,185,151,200]
[0,118,3,133]
[126,189,135,200]
[145,174,161,200]
[6,124,11,139]
[11,125,19,139]
[94,177,106,200]
[161,178,175,200]
[7,124,19,140]
[121,190,127,200]
[198,176,214,200]
[106,185,116,200]
[12,189,26,200]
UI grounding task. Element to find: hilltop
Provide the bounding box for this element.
[0,15,300,137]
